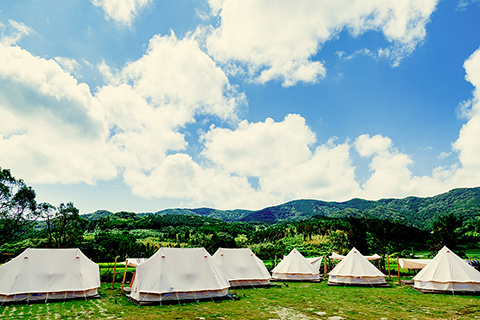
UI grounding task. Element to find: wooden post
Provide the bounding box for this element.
[121,261,129,293]
[377,259,381,272]
[129,270,137,287]
[469,256,472,267]
[387,255,391,280]
[397,256,401,284]
[324,256,327,278]
[111,257,117,289]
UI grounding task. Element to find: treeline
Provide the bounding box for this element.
[2,167,480,264]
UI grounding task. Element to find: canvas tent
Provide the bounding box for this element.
[121,258,148,291]
[328,247,387,286]
[413,246,480,293]
[306,257,323,272]
[129,247,230,303]
[271,249,320,281]
[0,248,100,303]
[330,252,381,261]
[213,248,270,287]
[125,258,147,267]
[399,259,431,269]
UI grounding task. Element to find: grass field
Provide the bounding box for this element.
[1,280,480,319]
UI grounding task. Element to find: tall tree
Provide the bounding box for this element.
[429,212,464,253]
[0,168,38,244]
[46,203,85,248]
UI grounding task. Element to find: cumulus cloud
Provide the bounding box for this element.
[354,134,393,157]
[350,47,480,199]
[122,154,276,209]
[200,115,359,203]
[0,27,250,207]
[96,32,246,174]
[445,48,480,186]
[201,114,315,176]
[3,7,480,211]
[119,32,244,123]
[91,0,153,26]
[206,0,438,86]
[0,43,116,184]
[259,139,359,201]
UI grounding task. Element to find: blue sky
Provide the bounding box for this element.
[1,0,480,214]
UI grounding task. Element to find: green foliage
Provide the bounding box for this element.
[0,167,38,244]
[43,202,85,248]
[2,166,480,264]
[428,212,465,254]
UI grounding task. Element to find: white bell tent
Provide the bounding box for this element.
[328,247,387,286]
[413,246,480,293]
[271,249,320,281]
[213,248,271,287]
[0,248,100,303]
[129,247,230,304]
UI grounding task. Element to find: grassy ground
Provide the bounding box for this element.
[1,280,480,319]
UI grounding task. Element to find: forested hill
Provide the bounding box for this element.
[85,187,480,230]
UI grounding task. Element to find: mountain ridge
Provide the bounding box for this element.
[83,187,480,229]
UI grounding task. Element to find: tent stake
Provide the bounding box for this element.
[121,261,129,293]
[112,257,117,289]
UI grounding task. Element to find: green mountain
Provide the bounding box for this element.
[84,187,480,229]
[239,187,480,229]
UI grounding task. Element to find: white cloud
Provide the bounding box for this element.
[97,32,246,174]
[201,115,359,203]
[336,48,373,61]
[354,134,393,157]
[122,154,275,209]
[351,47,480,199]
[54,57,81,77]
[117,113,360,208]
[91,0,153,26]
[201,114,315,176]
[3,8,480,212]
[206,0,438,86]
[0,44,116,184]
[437,152,451,160]
[457,0,480,11]
[0,20,34,46]
[120,32,244,123]
[259,139,359,201]
[0,29,249,207]
[444,47,480,186]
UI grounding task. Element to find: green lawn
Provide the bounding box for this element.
[1,280,480,319]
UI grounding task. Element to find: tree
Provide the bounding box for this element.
[0,168,38,244]
[344,217,369,254]
[45,203,85,248]
[429,212,464,253]
[94,231,142,261]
